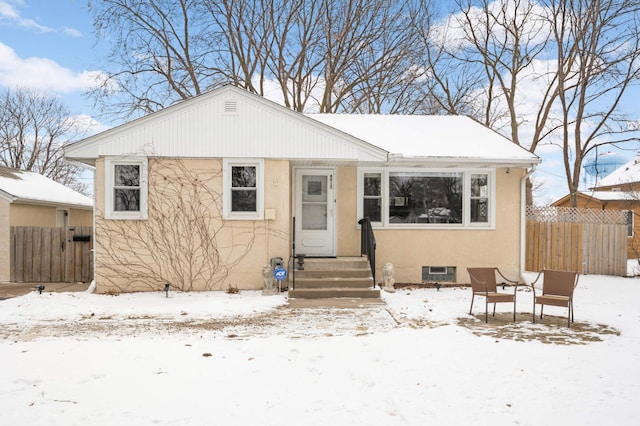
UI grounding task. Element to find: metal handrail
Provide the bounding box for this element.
[358,217,376,288]
[291,216,296,290]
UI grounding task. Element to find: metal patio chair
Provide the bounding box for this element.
[530,269,579,327]
[467,267,520,323]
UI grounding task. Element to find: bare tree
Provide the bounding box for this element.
[426,0,640,205]
[0,87,87,193]
[88,0,220,118]
[88,0,437,116]
[547,0,640,206]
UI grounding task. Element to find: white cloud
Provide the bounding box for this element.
[0,0,20,19]
[67,113,111,137]
[0,0,52,32]
[63,26,83,38]
[0,42,105,93]
[432,0,551,52]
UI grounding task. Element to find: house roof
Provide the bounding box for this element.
[594,156,640,188]
[552,190,640,206]
[306,114,539,166]
[65,85,539,168]
[0,167,93,209]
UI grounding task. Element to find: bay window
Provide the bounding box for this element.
[358,168,494,228]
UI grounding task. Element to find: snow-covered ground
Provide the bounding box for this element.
[1,271,639,426]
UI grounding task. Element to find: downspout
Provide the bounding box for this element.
[520,164,537,282]
[64,158,97,293]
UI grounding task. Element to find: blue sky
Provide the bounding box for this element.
[0,0,103,117]
[0,0,636,203]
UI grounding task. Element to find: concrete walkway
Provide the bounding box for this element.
[0,282,90,300]
[0,283,384,310]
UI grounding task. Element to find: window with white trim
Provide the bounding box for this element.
[223,159,264,220]
[363,172,382,223]
[357,168,495,228]
[626,210,634,237]
[105,157,148,220]
[470,173,490,224]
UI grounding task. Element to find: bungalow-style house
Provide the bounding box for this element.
[553,155,640,259]
[63,85,539,294]
[0,167,93,282]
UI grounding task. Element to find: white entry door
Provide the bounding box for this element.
[294,168,335,256]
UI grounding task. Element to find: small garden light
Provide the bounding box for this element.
[164,283,170,298]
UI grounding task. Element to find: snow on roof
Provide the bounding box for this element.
[0,168,92,208]
[305,114,539,165]
[595,156,640,187]
[579,190,640,201]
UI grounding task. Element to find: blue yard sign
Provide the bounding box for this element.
[274,267,287,281]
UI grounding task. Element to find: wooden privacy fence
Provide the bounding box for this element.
[526,206,627,276]
[10,226,93,283]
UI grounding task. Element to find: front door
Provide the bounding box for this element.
[294,168,336,256]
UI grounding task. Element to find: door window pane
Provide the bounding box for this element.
[302,204,328,230]
[302,176,327,202]
[301,176,328,230]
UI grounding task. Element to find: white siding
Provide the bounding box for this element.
[67,86,387,163]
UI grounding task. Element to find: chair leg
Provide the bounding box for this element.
[532,300,536,323]
[492,303,496,317]
[513,299,516,322]
[485,299,488,323]
[540,305,544,319]
[571,300,574,322]
[469,294,475,315]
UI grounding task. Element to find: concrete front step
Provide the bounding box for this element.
[288,256,379,300]
[295,268,372,278]
[297,257,370,270]
[293,277,374,289]
[288,288,381,299]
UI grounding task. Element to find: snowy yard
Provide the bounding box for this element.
[1,272,639,425]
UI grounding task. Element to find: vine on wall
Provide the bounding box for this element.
[95,159,259,292]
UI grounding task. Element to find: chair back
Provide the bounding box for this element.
[543,270,578,297]
[467,268,498,292]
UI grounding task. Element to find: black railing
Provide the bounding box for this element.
[291,216,296,290]
[358,217,376,288]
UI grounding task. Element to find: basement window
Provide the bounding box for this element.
[422,266,456,282]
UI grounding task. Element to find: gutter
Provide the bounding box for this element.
[520,164,537,282]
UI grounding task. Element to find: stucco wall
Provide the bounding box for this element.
[93,159,525,292]
[10,204,58,227]
[336,167,525,285]
[93,157,290,293]
[8,204,92,227]
[69,208,93,226]
[336,166,360,256]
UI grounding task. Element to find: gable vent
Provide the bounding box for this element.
[224,100,237,113]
